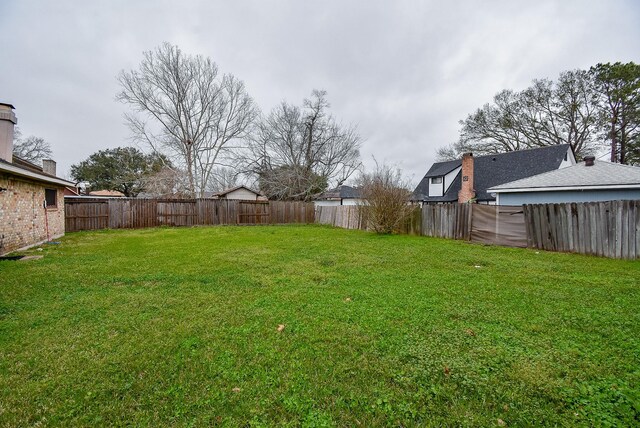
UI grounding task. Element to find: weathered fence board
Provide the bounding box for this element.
[523,200,639,259]
[64,199,109,232]
[315,205,363,229]
[65,198,315,232]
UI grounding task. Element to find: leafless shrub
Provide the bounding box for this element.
[357,162,414,234]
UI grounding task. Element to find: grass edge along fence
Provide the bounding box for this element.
[65,198,315,231]
[316,200,640,259]
[66,198,639,259]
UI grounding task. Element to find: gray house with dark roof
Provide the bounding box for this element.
[412,145,575,205]
[489,156,640,205]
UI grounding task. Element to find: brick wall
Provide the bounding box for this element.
[0,174,65,254]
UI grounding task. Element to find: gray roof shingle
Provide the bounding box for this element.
[316,185,361,200]
[489,160,640,191]
[412,144,571,202]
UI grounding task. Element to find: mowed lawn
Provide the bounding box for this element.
[1,226,639,427]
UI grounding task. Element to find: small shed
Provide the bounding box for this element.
[212,185,265,201]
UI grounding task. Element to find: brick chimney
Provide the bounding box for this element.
[458,152,476,203]
[0,103,17,163]
[42,159,57,176]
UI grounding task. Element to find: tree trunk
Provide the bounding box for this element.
[185,143,196,197]
[610,114,618,163]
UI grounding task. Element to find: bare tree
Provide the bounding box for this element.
[243,90,361,201]
[444,70,600,160]
[12,128,53,163]
[208,166,239,192]
[357,162,414,234]
[140,166,191,198]
[117,43,257,197]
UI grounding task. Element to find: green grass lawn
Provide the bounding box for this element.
[1,225,639,427]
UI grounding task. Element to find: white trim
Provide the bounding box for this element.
[0,162,74,187]
[490,183,640,193]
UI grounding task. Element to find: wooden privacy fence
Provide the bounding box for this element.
[316,201,640,259]
[315,205,365,230]
[523,200,639,259]
[65,198,315,232]
[420,203,472,240]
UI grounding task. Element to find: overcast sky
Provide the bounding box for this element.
[1,0,639,185]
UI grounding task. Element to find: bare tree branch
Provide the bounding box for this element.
[117,43,258,197]
[12,131,53,163]
[241,90,362,201]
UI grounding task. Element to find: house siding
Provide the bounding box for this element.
[314,200,342,207]
[0,174,65,254]
[314,198,363,207]
[497,189,640,206]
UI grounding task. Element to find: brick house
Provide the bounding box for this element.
[0,103,74,255]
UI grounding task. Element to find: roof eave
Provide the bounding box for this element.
[490,183,640,193]
[0,163,75,187]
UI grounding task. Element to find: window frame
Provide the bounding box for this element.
[45,188,57,209]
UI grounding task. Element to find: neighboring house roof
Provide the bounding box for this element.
[89,190,125,197]
[423,159,461,178]
[214,185,262,197]
[316,185,361,200]
[64,186,80,196]
[413,144,572,202]
[0,157,75,187]
[489,159,640,193]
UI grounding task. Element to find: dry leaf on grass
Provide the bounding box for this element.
[277,324,285,332]
[465,328,476,336]
[344,297,352,302]
[232,387,241,393]
[497,418,506,426]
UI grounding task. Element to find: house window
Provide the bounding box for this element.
[430,177,443,184]
[45,188,57,208]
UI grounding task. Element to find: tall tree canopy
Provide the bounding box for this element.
[244,90,361,201]
[117,43,257,197]
[71,147,169,197]
[439,64,640,164]
[590,62,640,164]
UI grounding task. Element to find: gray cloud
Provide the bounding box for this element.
[1,0,638,185]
